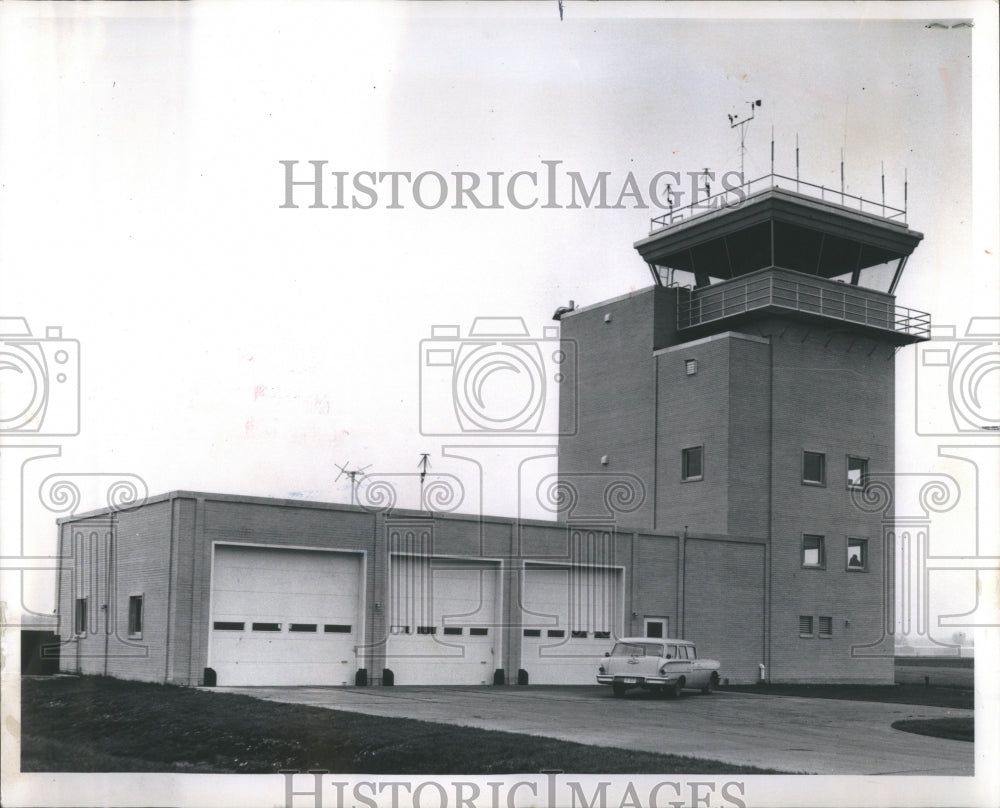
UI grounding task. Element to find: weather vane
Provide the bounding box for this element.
[728,99,762,185]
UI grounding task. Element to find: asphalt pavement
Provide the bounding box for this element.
[211,684,973,776]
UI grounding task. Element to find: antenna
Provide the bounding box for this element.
[728,99,762,185]
[335,460,372,506]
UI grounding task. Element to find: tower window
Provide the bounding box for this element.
[799,615,814,637]
[802,535,825,568]
[682,446,703,481]
[847,456,869,488]
[74,598,88,636]
[802,451,826,485]
[818,616,833,638]
[847,538,868,571]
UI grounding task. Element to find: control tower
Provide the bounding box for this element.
[557,174,929,682]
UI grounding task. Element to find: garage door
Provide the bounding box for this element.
[385,556,499,685]
[520,564,620,684]
[209,545,362,686]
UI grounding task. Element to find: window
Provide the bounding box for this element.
[416,625,437,635]
[523,629,541,637]
[847,538,868,571]
[289,623,317,632]
[644,617,668,638]
[682,446,703,480]
[443,627,463,636]
[802,451,826,485]
[74,598,88,635]
[802,535,825,568]
[469,628,488,636]
[571,630,588,638]
[547,629,565,638]
[252,622,281,632]
[664,644,679,659]
[213,621,244,631]
[799,616,814,637]
[325,624,353,633]
[818,616,833,638]
[847,456,868,488]
[593,631,610,639]
[684,359,698,376]
[128,595,143,637]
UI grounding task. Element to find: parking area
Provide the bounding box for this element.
[213,684,973,775]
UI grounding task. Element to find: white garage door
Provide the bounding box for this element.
[386,556,499,685]
[210,545,362,686]
[520,565,620,684]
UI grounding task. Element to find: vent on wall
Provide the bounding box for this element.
[685,359,698,376]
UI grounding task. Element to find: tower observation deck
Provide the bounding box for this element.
[634,174,930,344]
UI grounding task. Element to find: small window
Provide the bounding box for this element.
[289,623,317,632]
[682,446,703,481]
[593,630,610,639]
[74,598,88,635]
[443,627,463,636]
[802,535,825,568]
[818,616,833,638]
[684,359,698,376]
[546,629,565,638]
[847,456,868,488]
[571,630,588,639]
[664,644,678,659]
[523,629,541,637]
[416,625,437,635]
[325,624,353,633]
[128,595,143,637]
[799,616,814,637]
[802,451,826,485]
[213,621,244,631]
[252,622,281,632]
[847,538,868,571]
[469,628,488,636]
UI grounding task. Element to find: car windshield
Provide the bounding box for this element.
[610,642,664,658]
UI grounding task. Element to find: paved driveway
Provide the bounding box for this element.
[211,685,972,775]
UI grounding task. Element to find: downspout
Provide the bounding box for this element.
[104,512,116,676]
[164,495,176,683]
[765,337,774,682]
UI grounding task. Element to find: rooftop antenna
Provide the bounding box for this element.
[335,461,372,506]
[418,453,430,507]
[728,99,762,185]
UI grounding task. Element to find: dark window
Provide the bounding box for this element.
[593,631,610,639]
[799,616,814,637]
[74,598,87,635]
[325,624,353,633]
[213,621,244,631]
[571,630,588,639]
[252,622,281,632]
[547,629,565,638]
[645,620,664,638]
[847,538,868,571]
[128,595,143,637]
[682,446,703,480]
[417,625,437,635]
[802,535,825,568]
[469,628,488,636]
[443,627,463,636]
[289,623,317,632]
[803,451,826,485]
[847,456,868,488]
[818,616,833,638]
[523,629,541,637]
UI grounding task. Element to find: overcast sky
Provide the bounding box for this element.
[1,2,998,806]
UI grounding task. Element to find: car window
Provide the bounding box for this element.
[680,646,692,660]
[610,642,664,658]
[665,644,678,659]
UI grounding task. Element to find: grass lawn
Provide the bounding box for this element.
[719,682,972,710]
[892,717,974,743]
[20,676,786,774]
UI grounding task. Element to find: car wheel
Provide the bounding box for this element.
[701,672,719,695]
[669,678,684,698]
[612,682,627,697]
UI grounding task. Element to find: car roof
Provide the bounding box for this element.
[614,637,693,645]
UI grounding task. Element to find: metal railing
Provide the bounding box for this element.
[675,269,930,339]
[649,173,907,233]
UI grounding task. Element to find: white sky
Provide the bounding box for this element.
[1,2,998,803]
